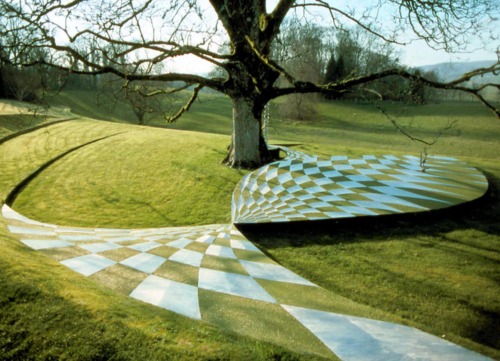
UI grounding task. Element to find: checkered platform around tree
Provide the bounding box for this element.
[232,147,488,224]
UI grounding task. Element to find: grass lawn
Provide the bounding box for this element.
[0,225,314,360]
[1,95,499,359]
[10,123,245,227]
[0,114,315,360]
[0,114,47,139]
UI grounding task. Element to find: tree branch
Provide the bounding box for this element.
[165,83,204,123]
[377,106,457,146]
[266,0,295,39]
[272,64,500,118]
[293,1,404,45]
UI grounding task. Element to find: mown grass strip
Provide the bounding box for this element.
[11,125,246,228]
[5,133,124,206]
[0,117,78,146]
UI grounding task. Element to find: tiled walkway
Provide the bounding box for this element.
[2,149,491,360]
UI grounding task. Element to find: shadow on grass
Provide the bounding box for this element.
[0,250,313,361]
[236,171,500,354]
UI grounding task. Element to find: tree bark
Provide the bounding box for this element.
[223,97,272,169]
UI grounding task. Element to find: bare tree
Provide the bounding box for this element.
[323,27,403,101]
[275,22,327,120]
[0,0,498,169]
[1,65,39,101]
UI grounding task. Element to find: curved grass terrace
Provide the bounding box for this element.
[1,96,499,360]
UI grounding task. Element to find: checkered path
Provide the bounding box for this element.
[2,147,490,360]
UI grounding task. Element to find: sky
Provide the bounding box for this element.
[168,0,499,74]
[399,40,498,68]
[170,43,499,74]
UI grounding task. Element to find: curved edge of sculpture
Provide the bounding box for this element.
[1,145,493,361]
[231,146,489,224]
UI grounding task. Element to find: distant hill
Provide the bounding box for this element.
[417,60,498,83]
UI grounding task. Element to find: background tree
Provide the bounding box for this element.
[0,0,498,169]
[1,65,42,101]
[125,83,161,126]
[324,53,346,99]
[95,48,177,126]
[275,22,327,120]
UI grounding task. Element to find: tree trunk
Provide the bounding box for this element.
[223,97,272,169]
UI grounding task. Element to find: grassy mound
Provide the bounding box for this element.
[10,121,244,227]
[1,96,499,359]
[0,117,320,360]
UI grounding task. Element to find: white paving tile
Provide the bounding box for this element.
[282,306,491,361]
[105,236,141,243]
[362,192,427,209]
[56,229,96,234]
[78,242,122,253]
[2,204,56,228]
[351,201,401,213]
[21,239,73,250]
[128,241,162,252]
[230,229,243,237]
[120,253,166,273]
[230,239,261,252]
[144,235,172,242]
[61,254,115,276]
[337,206,378,216]
[217,232,231,240]
[8,225,56,236]
[350,317,492,361]
[198,268,276,303]
[169,249,204,267]
[206,244,237,259]
[373,186,446,203]
[167,238,193,249]
[130,275,201,320]
[58,234,102,242]
[195,235,216,244]
[95,228,130,235]
[239,260,317,286]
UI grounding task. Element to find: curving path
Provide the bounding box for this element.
[2,144,491,360]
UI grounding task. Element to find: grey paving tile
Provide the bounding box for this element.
[61,254,116,276]
[198,268,276,303]
[120,253,167,273]
[130,275,201,320]
[79,242,122,253]
[239,260,317,286]
[168,249,204,267]
[21,239,73,250]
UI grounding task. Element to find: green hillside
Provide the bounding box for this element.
[1,95,499,359]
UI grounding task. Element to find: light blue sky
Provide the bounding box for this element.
[170,1,498,73]
[400,39,498,67]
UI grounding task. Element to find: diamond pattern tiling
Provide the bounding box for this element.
[1,146,490,361]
